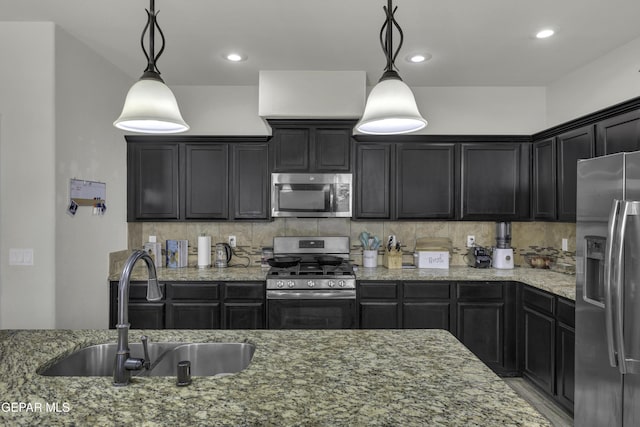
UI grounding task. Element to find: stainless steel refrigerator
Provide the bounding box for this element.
[576,151,640,426]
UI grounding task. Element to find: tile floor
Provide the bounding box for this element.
[504,377,573,427]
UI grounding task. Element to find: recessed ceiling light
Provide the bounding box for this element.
[536,29,555,39]
[224,53,247,62]
[406,53,432,63]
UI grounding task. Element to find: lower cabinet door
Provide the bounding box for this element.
[556,322,575,413]
[167,302,221,329]
[129,303,165,329]
[403,302,451,329]
[456,302,504,371]
[523,306,555,394]
[359,302,399,329]
[224,302,265,329]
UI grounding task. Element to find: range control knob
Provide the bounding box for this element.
[328,280,336,288]
[338,280,346,288]
[307,280,315,288]
[287,280,295,288]
[276,280,284,288]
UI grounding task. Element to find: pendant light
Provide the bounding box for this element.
[114,0,189,134]
[355,0,427,135]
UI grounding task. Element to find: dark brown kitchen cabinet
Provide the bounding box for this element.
[110,281,267,330]
[555,298,575,413]
[455,282,518,376]
[358,282,400,329]
[395,144,456,219]
[532,138,556,220]
[128,143,180,220]
[460,143,530,220]
[355,143,392,219]
[126,137,270,221]
[521,285,575,415]
[223,282,265,329]
[402,282,452,329]
[166,283,221,329]
[109,281,166,329]
[354,141,455,220]
[128,303,165,329]
[596,109,640,156]
[269,120,355,172]
[232,144,269,219]
[556,126,594,221]
[522,286,555,394]
[185,144,228,219]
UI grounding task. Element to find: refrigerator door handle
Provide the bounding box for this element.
[615,200,640,374]
[604,199,622,368]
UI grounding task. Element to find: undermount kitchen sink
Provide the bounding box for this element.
[38,342,255,377]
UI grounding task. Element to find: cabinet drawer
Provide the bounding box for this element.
[166,283,220,300]
[224,282,265,300]
[457,282,503,300]
[556,297,575,328]
[359,282,398,299]
[523,286,555,315]
[129,282,165,300]
[404,282,450,299]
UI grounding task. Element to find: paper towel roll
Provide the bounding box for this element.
[197,235,211,268]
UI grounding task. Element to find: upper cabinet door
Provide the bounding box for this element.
[596,110,640,156]
[269,120,355,172]
[532,138,557,220]
[271,128,310,172]
[314,128,352,172]
[395,143,456,219]
[128,142,180,221]
[355,143,392,219]
[460,143,529,220]
[556,126,594,221]
[232,144,269,220]
[184,144,229,219]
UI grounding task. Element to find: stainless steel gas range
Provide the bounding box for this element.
[266,236,356,329]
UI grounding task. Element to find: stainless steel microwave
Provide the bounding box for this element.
[271,173,352,218]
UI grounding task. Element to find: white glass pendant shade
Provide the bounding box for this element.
[356,78,427,135]
[114,78,189,134]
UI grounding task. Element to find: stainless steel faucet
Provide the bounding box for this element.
[113,250,162,386]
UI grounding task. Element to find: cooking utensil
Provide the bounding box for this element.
[359,231,370,249]
[266,256,301,268]
[316,255,344,266]
[372,236,381,250]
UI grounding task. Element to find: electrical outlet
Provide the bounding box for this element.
[228,235,237,248]
[466,235,475,247]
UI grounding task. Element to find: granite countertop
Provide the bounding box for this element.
[110,266,576,301]
[0,329,550,426]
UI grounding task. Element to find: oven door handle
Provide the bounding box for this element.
[267,289,356,300]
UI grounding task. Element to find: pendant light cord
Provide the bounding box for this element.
[379,0,404,81]
[140,0,166,79]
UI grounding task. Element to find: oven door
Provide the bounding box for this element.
[267,289,356,329]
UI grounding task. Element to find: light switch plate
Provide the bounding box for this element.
[9,248,34,266]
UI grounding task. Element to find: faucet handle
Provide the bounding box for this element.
[140,335,151,370]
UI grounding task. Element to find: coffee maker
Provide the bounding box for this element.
[493,221,514,269]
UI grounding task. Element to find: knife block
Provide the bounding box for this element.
[383,250,403,269]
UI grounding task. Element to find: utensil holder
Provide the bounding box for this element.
[383,250,403,269]
[363,250,378,268]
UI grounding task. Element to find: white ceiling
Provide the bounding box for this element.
[2,0,640,87]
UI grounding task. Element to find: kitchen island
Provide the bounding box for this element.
[0,329,550,426]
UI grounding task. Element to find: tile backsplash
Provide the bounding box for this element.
[127,219,576,269]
